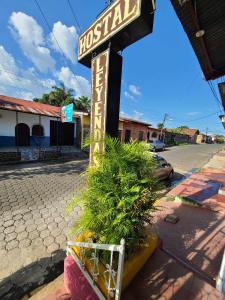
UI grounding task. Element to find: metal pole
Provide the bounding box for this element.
[16,111,19,153]
[217,249,225,299]
[115,239,125,300]
[39,115,41,158]
[57,117,59,153]
[160,113,168,142]
[205,127,208,143]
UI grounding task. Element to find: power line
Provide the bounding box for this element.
[207,80,224,114]
[34,0,67,59]
[33,0,83,94]
[169,111,221,124]
[66,0,82,33]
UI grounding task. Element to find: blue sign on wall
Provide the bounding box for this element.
[61,103,73,123]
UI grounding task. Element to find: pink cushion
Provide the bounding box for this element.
[64,256,99,300]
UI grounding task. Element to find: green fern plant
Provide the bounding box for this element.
[68,137,161,259]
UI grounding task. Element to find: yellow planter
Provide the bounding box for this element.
[72,229,158,298]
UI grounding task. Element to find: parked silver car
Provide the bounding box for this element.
[153,155,174,180]
[147,140,166,152]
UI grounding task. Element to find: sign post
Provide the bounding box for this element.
[90,48,122,165]
[78,0,155,164]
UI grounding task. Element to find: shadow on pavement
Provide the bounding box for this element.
[0,159,88,182]
[163,171,187,188]
[123,200,223,299]
[0,250,66,300]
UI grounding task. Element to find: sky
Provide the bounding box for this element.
[0,0,224,135]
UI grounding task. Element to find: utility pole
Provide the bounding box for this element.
[160,113,168,142]
[205,127,208,143]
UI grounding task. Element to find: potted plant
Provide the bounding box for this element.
[68,137,161,296]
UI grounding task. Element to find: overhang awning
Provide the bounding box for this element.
[171,0,225,80]
[218,82,225,110]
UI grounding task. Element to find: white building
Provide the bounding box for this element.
[0,95,81,149]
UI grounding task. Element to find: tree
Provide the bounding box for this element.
[34,83,91,112]
[214,135,225,143]
[73,96,91,112]
[34,83,74,107]
[157,123,164,129]
[170,128,183,134]
[178,125,189,129]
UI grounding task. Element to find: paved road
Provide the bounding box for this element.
[0,144,224,298]
[159,144,224,174]
[0,159,87,299]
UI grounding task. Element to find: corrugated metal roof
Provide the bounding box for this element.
[0,95,61,117]
[171,0,225,80]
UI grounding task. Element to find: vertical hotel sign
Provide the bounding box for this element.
[90,49,110,165]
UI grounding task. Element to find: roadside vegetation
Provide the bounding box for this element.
[68,137,162,261]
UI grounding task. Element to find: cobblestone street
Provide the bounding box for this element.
[0,159,87,299]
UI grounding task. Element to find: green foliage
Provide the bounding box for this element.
[157,123,164,129]
[73,96,91,112]
[34,82,91,112]
[215,135,225,144]
[170,128,183,134]
[68,137,161,259]
[34,82,74,107]
[174,141,188,146]
[178,125,189,129]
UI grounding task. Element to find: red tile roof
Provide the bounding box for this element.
[119,116,151,126]
[180,128,199,137]
[0,95,60,117]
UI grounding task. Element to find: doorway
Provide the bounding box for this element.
[124,129,131,143]
[15,123,30,146]
[50,120,74,146]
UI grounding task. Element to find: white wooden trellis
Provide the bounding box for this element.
[66,239,125,300]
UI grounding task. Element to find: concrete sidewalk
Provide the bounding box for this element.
[124,149,225,299]
[167,149,225,211]
[123,248,220,300]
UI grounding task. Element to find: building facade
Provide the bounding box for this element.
[119,117,151,143]
[147,127,162,141]
[0,95,81,149]
[179,128,200,143]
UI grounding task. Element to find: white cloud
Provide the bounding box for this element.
[133,110,144,120]
[124,84,142,101]
[50,21,78,64]
[124,91,134,100]
[9,12,55,72]
[0,45,18,74]
[0,45,55,100]
[129,84,142,96]
[58,67,90,97]
[0,45,18,87]
[120,110,151,124]
[120,111,130,118]
[186,112,201,116]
